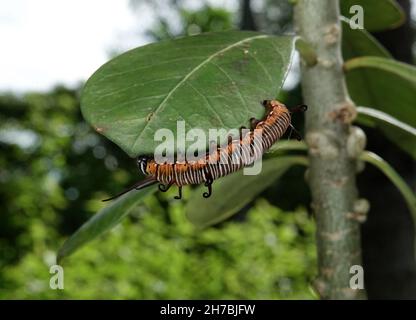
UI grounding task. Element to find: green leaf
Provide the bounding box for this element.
[340,0,405,32]
[360,151,416,229]
[345,56,416,83]
[185,156,308,228]
[341,18,396,140]
[267,140,307,154]
[341,24,416,157]
[81,31,296,157]
[357,107,416,158]
[344,57,416,158]
[57,186,157,263]
[342,19,392,60]
[342,17,391,127]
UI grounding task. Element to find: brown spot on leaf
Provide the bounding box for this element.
[94,126,105,134]
[232,54,250,74]
[146,112,154,122]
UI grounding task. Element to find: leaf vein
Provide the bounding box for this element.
[187,82,226,127]
[131,34,270,151]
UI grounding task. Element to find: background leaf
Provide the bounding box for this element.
[57,186,157,262]
[342,17,391,123]
[340,0,404,32]
[345,56,416,83]
[342,19,392,59]
[185,156,308,228]
[357,107,416,159]
[345,57,416,158]
[267,140,308,154]
[81,31,296,157]
[360,151,416,228]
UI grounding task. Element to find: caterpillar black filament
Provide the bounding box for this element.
[103,100,307,201]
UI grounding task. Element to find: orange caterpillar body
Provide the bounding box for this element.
[104,100,306,201]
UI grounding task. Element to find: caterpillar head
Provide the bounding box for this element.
[137,156,150,175]
[262,99,288,113]
[262,99,286,107]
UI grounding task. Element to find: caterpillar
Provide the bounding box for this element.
[103,100,307,201]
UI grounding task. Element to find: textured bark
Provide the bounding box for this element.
[294,0,366,299]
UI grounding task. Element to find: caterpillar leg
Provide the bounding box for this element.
[158,182,173,192]
[290,104,308,113]
[239,125,248,138]
[203,169,213,198]
[174,186,182,200]
[250,117,261,130]
[288,104,307,140]
[203,181,212,198]
[289,124,303,141]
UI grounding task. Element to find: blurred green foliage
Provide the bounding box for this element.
[0,87,316,299]
[1,196,316,299]
[148,5,234,40]
[0,3,316,299]
[0,87,135,266]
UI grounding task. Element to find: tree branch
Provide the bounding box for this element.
[294,0,366,299]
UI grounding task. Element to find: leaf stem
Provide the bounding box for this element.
[295,38,318,67]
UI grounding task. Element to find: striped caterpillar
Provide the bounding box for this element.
[104,100,306,201]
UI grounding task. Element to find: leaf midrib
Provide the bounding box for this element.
[131,34,270,152]
[357,106,416,136]
[345,57,416,83]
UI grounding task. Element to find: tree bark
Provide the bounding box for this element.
[294,0,366,299]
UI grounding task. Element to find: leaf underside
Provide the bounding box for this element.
[81,31,296,157]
